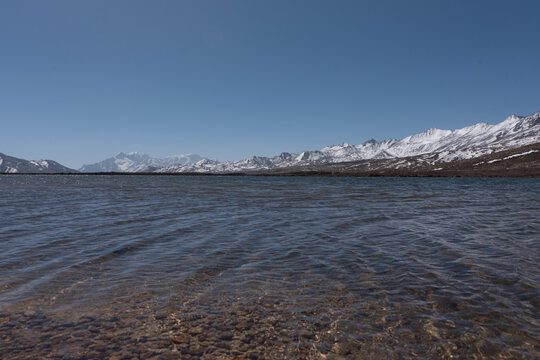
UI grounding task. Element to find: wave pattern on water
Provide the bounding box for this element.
[0,175,539,359]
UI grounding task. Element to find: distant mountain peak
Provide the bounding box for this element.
[0,153,76,173]
[363,139,378,145]
[79,153,206,172]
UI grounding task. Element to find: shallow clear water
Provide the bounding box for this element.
[0,175,539,359]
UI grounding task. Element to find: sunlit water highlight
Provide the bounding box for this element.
[0,175,539,359]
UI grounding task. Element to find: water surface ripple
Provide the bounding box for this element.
[0,175,539,359]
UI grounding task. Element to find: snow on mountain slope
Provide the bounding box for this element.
[79,152,206,172]
[0,153,76,173]
[157,110,540,173]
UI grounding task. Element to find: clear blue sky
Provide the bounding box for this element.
[1,0,539,168]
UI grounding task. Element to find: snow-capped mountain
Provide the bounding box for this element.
[157,110,540,173]
[5,110,536,175]
[0,153,76,173]
[79,152,206,172]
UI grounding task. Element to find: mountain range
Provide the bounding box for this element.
[155,110,540,173]
[1,110,539,175]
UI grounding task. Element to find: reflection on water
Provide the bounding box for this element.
[0,175,539,359]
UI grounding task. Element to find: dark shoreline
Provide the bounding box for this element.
[1,171,539,178]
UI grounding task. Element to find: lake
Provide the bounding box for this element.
[0,175,538,359]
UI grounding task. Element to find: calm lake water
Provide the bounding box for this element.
[0,175,539,359]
